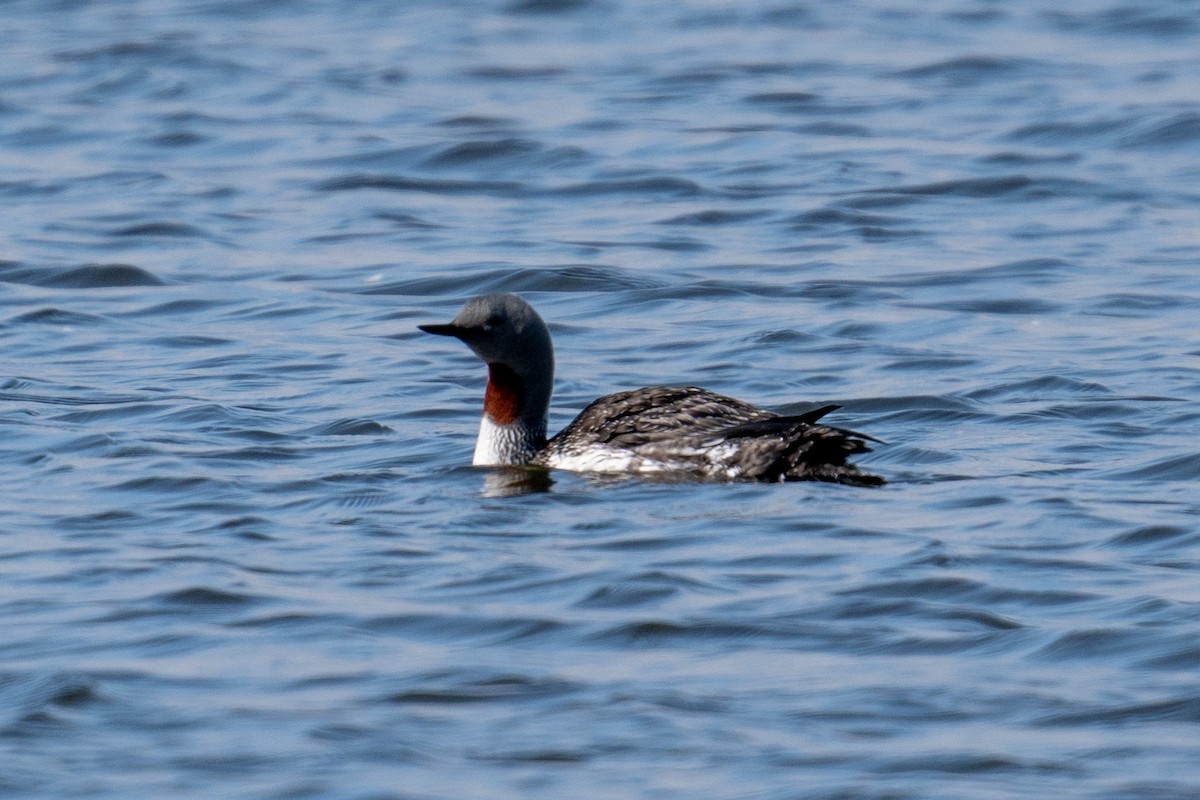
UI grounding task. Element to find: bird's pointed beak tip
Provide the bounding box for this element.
[418,323,460,337]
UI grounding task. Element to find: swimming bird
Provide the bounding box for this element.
[419,293,884,486]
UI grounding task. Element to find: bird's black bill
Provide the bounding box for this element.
[418,323,464,337]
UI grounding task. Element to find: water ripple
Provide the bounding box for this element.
[1,262,164,288]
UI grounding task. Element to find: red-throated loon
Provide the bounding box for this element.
[419,293,883,486]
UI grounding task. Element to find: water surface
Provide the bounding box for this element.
[2,1,1199,798]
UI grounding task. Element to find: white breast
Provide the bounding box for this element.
[473,415,541,466]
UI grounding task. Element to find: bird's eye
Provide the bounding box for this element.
[485,314,503,327]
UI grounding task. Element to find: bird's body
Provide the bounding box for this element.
[420,293,883,486]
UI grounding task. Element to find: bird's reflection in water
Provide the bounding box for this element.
[480,466,555,498]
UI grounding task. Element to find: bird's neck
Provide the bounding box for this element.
[473,362,549,466]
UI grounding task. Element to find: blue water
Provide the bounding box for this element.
[3,1,1199,798]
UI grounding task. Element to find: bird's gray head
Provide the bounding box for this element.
[419,293,554,380]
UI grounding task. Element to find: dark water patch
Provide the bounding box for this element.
[44,432,121,455]
[655,209,771,226]
[207,516,277,542]
[49,402,165,424]
[575,570,716,609]
[4,122,102,149]
[373,211,442,229]
[110,222,209,239]
[477,748,590,764]
[567,529,693,552]
[857,224,926,241]
[90,587,263,623]
[1119,112,1200,150]
[118,298,229,317]
[435,114,517,129]
[1006,115,1134,145]
[430,563,564,597]
[318,64,407,91]
[980,150,1082,165]
[45,263,164,288]
[792,121,871,137]
[0,674,102,734]
[644,275,893,303]
[158,110,244,127]
[944,7,1006,23]
[1045,7,1199,38]
[866,631,1022,657]
[505,0,592,14]
[1034,627,1160,662]
[875,752,1067,776]
[1107,525,1194,549]
[872,445,961,466]
[159,586,261,607]
[551,175,703,198]
[55,509,142,532]
[197,444,302,463]
[158,402,277,428]
[760,5,822,27]
[1097,782,1200,800]
[0,178,67,197]
[6,308,109,327]
[422,138,589,170]
[921,297,1065,315]
[965,376,1113,402]
[1037,695,1200,727]
[837,576,989,603]
[145,130,209,148]
[592,618,802,647]
[107,475,224,493]
[880,356,979,371]
[752,328,821,345]
[148,335,230,349]
[999,402,1137,428]
[463,65,569,80]
[793,215,925,240]
[306,418,393,436]
[0,673,100,709]
[1089,292,1194,315]
[886,258,1076,288]
[228,612,345,632]
[1111,452,1200,482]
[745,90,819,108]
[938,608,1023,632]
[648,67,733,89]
[746,90,891,116]
[1141,642,1200,671]
[384,670,577,705]
[820,596,1022,632]
[364,613,565,644]
[893,56,1041,87]
[788,207,914,231]
[316,173,524,196]
[861,175,1104,203]
[300,143,430,169]
[558,235,710,253]
[55,38,192,65]
[847,394,982,416]
[0,262,163,288]
[933,492,1009,509]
